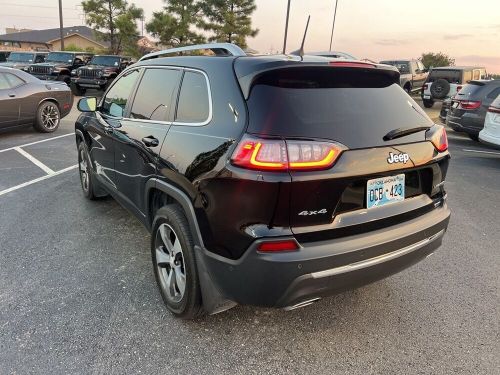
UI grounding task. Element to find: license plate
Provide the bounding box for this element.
[423,95,431,99]
[366,174,405,209]
[452,102,459,108]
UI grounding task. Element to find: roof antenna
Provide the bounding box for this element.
[291,15,311,58]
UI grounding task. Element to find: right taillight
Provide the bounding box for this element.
[427,125,448,152]
[459,100,481,110]
[231,135,345,171]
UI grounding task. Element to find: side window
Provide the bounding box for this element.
[417,61,425,71]
[4,73,24,88]
[0,74,10,89]
[35,55,45,63]
[101,69,140,118]
[130,68,182,122]
[486,87,500,99]
[473,70,480,80]
[175,71,210,124]
[463,71,472,83]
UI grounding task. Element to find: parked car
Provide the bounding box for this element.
[479,94,500,149]
[26,51,93,85]
[75,43,450,319]
[70,55,133,96]
[446,80,500,140]
[421,66,487,108]
[0,66,72,133]
[0,51,11,62]
[0,51,47,70]
[379,59,428,93]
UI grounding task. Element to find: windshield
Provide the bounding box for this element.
[380,61,410,74]
[47,52,74,63]
[90,56,120,66]
[7,53,35,62]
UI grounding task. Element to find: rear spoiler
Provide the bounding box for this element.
[234,58,400,99]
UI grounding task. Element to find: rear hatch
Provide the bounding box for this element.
[235,60,449,241]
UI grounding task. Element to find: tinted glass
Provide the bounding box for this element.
[130,68,181,121]
[246,67,433,149]
[90,56,120,66]
[7,53,34,62]
[34,55,45,63]
[4,73,24,87]
[101,69,140,117]
[428,70,461,83]
[47,52,74,63]
[456,82,484,98]
[0,74,10,89]
[175,71,210,123]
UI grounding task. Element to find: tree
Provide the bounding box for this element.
[81,0,143,54]
[200,0,258,48]
[146,0,205,47]
[420,52,455,68]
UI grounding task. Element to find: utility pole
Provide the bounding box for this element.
[58,0,65,50]
[282,0,291,54]
[329,0,339,51]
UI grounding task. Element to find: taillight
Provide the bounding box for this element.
[257,240,299,252]
[488,105,500,114]
[329,61,376,68]
[459,100,481,110]
[422,84,428,92]
[231,135,344,171]
[427,125,448,152]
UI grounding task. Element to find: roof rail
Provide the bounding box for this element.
[139,43,246,62]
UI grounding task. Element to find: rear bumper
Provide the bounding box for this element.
[201,203,450,308]
[446,115,483,135]
[479,130,500,149]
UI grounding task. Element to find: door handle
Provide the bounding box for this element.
[8,93,15,98]
[142,136,159,147]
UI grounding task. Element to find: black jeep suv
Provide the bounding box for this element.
[75,44,451,319]
[70,55,132,96]
[27,51,93,85]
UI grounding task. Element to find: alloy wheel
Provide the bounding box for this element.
[79,148,89,192]
[155,223,187,303]
[41,104,60,130]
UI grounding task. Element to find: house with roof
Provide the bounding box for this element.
[0,26,108,52]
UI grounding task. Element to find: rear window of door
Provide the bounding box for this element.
[130,68,182,122]
[174,71,211,124]
[0,73,10,89]
[428,70,461,83]
[101,69,140,117]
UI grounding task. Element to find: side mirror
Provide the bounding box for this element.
[77,97,97,112]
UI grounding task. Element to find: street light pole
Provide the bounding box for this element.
[329,0,339,51]
[282,0,291,54]
[58,0,65,50]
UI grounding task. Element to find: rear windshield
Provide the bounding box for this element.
[428,69,461,83]
[456,82,485,99]
[246,68,433,149]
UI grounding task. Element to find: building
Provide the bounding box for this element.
[0,26,108,52]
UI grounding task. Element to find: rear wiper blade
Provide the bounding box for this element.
[383,126,429,141]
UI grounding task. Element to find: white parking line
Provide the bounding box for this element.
[14,147,55,175]
[0,165,78,197]
[0,132,74,154]
[463,149,500,156]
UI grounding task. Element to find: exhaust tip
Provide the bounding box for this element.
[283,297,321,311]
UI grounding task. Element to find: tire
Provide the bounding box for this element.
[404,84,412,94]
[151,205,204,319]
[430,79,450,99]
[77,141,98,200]
[33,101,60,133]
[70,82,86,96]
[58,74,71,86]
[423,99,434,108]
[467,133,479,142]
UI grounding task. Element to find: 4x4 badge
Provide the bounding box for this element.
[387,152,410,164]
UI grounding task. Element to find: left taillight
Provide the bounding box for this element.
[231,135,344,171]
[427,125,448,152]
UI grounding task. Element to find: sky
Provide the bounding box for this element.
[0,0,499,72]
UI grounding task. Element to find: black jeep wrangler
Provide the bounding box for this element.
[70,55,132,96]
[26,51,93,85]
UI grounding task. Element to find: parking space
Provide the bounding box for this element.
[0,100,498,374]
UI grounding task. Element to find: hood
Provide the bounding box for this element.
[0,62,31,69]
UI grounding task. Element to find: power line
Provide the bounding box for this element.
[0,14,82,20]
[0,2,77,10]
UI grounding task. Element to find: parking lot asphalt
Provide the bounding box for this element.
[0,98,499,374]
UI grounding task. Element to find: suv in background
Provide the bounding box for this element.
[422,66,487,108]
[445,80,500,140]
[70,55,133,96]
[26,51,93,85]
[380,59,428,93]
[0,51,47,70]
[75,44,450,319]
